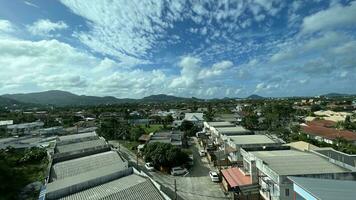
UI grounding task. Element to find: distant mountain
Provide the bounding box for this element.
[0,96,22,107]
[1,90,201,106]
[2,90,133,106]
[246,94,265,99]
[320,93,352,97]
[141,94,200,102]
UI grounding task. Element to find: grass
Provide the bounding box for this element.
[139,124,166,134]
[117,140,140,151]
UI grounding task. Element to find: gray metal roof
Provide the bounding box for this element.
[228,135,278,145]
[55,139,107,154]
[58,174,164,200]
[46,163,128,195]
[315,148,356,167]
[288,176,356,200]
[253,150,349,175]
[207,121,235,127]
[58,132,97,142]
[52,151,127,181]
[216,126,252,135]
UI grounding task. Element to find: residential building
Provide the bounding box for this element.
[203,121,235,133]
[288,176,356,200]
[300,120,356,145]
[6,121,44,135]
[251,150,354,200]
[148,131,183,147]
[184,112,204,126]
[225,135,282,163]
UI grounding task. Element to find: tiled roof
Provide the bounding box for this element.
[221,167,252,187]
[301,121,356,141]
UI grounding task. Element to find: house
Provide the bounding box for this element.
[288,176,356,200]
[6,121,44,135]
[300,120,356,145]
[224,135,282,163]
[148,131,183,147]
[43,131,168,200]
[203,121,235,133]
[221,167,260,200]
[213,126,252,137]
[251,150,353,200]
[184,112,204,126]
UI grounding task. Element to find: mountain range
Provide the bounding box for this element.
[0,90,354,107]
[1,90,200,106]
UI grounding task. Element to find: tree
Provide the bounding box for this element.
[130,126,145,141]
[143,143,189,169]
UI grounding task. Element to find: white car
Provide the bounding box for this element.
[145,162,155,171]
[209,171,220,182]
[171,167,188,176]
[199,150,206,156]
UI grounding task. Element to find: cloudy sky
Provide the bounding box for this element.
[0,0,355,98]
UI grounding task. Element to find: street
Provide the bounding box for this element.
[109,139,229,200]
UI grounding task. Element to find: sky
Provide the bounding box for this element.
[0,0,355,98]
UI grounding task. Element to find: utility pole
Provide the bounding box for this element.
[174,179,177,200]
[136,153,139,168]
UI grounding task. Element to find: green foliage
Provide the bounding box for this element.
[311,104,322,112]
[180,120,200,137]
[0,147,48,200]
[143,143,189,169]
[130,126,146,141]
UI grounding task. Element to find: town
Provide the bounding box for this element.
[1,92,355,200]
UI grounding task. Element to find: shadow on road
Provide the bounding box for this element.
[187,145,212,177]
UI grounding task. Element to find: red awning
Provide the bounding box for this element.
[221,167,252,187]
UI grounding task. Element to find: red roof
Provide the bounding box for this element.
[302,121,356,141]
[221,167,252,187]
[307,119,336,128]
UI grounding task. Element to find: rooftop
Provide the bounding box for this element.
[228,135,278,145]
[51,151,127,181]
[184,113,204,121]
[55,139,107,154]
[301,121,356,141]
[288,176,356,200]
[58,132,98,142]
[215,126,252,135]
[58,174,164,200]
[206,121,235,127]
[252,150,349,175]
[221,167,252,187]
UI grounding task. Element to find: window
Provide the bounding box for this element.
[285,189,290,196]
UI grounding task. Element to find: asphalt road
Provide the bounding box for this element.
[110,139,230,200]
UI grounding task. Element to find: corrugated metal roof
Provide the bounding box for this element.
[52,151,126,180]
[216,126,252,135]
[58,132,97,142]
[58,174,164,200]
[253,150,349,175]
[56,139,107,154]
[228,135,278,145]
[221,167,252,187]
[288,176,356,200]
[207,121,235,127]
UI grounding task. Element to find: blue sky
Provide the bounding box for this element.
[0,0,355,98]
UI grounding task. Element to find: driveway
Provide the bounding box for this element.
[110,139,229,200]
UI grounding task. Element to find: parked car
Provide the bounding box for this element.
[199,149,206,156]
[145,162,155,171]
[209,171,220,182]
[171,166,188,176]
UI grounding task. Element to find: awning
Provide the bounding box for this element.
[221,167,252,188]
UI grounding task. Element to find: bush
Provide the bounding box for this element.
[143,143,189,169]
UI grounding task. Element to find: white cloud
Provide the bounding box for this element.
[0,19,14,33]
[24,1,39,8]
[170,56,233,89]
[301,2,356,34]
[27,19,68,36]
